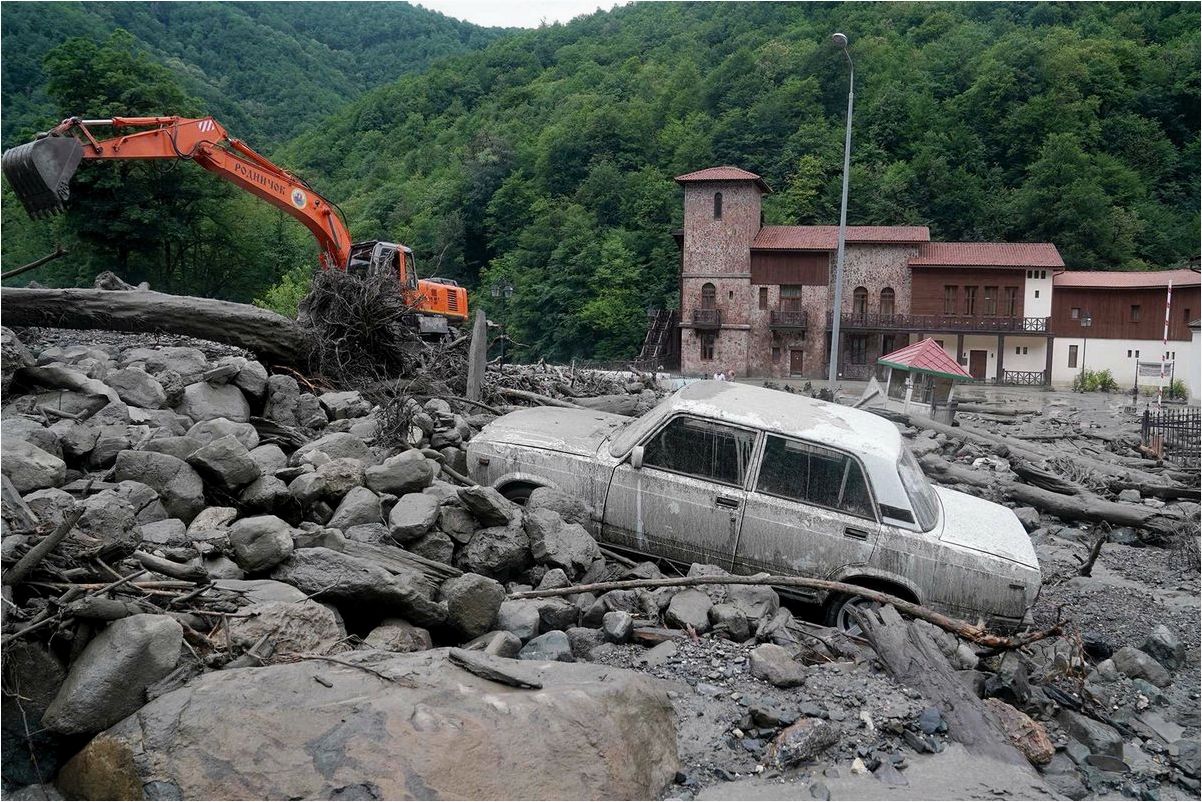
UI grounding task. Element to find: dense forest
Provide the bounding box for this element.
[2,2,1199,362]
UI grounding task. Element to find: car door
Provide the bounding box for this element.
[602,415,757,569]
[733,434,880,597]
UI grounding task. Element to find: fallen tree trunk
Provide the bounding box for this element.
[2,287,309,367]
[509,573,1061,649]
[919,454,1180,537]
[495,387,583,409]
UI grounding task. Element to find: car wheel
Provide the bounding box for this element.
[500,485,534,506]
[824,593,881,637]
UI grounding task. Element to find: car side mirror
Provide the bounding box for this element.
[630,446,644,470]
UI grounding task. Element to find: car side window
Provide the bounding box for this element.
[642,416,755,486]
[756,435,875,519]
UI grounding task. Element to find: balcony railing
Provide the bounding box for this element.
[691,309,722,328]
[1000,370,1048,386]
[768,309,809,329]
[831,312,1050,333]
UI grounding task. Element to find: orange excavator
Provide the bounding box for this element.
[1,115,468,334]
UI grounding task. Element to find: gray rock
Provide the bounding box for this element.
[187,435,261,490]
[438,505,477,544]
[1013,506,1041,532]
[363,619,433,653]
[1057,710,1123,758]
[248,444,287,473]
[769,718,839,768]
[143,435,203,461]
[749,643,808,688]
[264,374,300,426]
[583,589,658,626]
[440,573,505,638]
[113,450,205,522]
[291,432,371,466]
[388,492,441,543]
[1,326,34,395]
[602,611,634,643]
[187,418,259,450]
[725,581,780,625]
[140,518,188,547]
[535,597,578,632]
[177,382,250,423]
[459,524,531,579]
[203,554,243,580]
[270,547,445,627]
[56,649,678,801]
[497,600,542,641]
[464,631,523,658]
[106,367,167,409]
[228,599,345,656]
[365,449,436,495]
[536,567,571,590]
[458,485,517,527]
[527,486,593,527]
[1172,739,1200,779]
[344,522,390,544]
[239,475,289,514]
[212,578,307,605]
[665,589,713,634]
[228,515,294,572]
[50,420,99,460]
[1117,488,1142,503]
[709,603,750,642]
[319,390,371,420]
[2,418,62,459]
[231,359,268,398]
[1,440,65,494]
[311,458,365,502]
[287,472,325,506]
[41,614,182,735]
[90,480,167,524]
[525,508,601,578]
[1112,646,1172,687]
[408,531,455,564]
[1142,625,1186,671]
[123,346,207,376]
[567,626,605,660]
[642,640,677,667]
[519,630,574,662]
[295,392,328,429]
[328,486,383,530]
[75,496,139,560]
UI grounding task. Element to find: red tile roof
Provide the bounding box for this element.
[878,338,974,381]
[1052,268,1201,289]
[908,242,1064,268]
[751,225,930,250]
[675,166,772,193]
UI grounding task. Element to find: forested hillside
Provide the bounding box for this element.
[0,1,508,146]
[277,2,1200,360]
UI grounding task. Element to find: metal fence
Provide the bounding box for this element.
[1001,369,1047,386]
[1140,407,1200,468]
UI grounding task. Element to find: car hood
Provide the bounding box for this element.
[478,406,630,456]
[934,486,1040,569]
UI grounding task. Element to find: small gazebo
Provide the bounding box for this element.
[875,338,974,422]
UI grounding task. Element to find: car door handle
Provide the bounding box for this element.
[844,526,870,541]
[715,495,740,510]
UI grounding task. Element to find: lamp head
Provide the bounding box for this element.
[831,32,849,49]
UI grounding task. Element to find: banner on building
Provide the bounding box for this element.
[1136,360,1174,386]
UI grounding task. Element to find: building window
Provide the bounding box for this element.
[964,286,978,316]
[713,192,723,220]
[759,287,768,310]
[1003,287,1018,316]
[1185,307,1192,323]
[1068,345,1078,368]
[983,286,997,316]
[1016,347,1021,355]
[880,287,895,317]
[728,290,734,299]
[1022,347,1028,355]
[1127,350,1133,358]
[1034,289,1040,298]
[852,286,868,318]
[1071,307,1080,319]
[848,335,868,365]
[934,339,944,348]
[882,334,897,355]
[1026,270,1032,279]
[1130,304,1141,322]
[700,333,716,361]
[701,282,716,310]
[771,347,781,362]
[1135,350,1141,358]
[780,285,802,311]
[943,286,957,315]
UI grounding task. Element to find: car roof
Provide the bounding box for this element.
[611,380,903,462]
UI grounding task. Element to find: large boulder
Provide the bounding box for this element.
[291,432,372,466]
[665,589,712,634]
[328,486,383,530]
[41,614,182,736]
[1142,625,1186,672]
[187,435,261,490]
[1,439,66,494]
[524,508,601,578]
[440,573,505,639]
[362,619,433,653]
[57,649,678,800]
[458,524,531,580]
[187,418,259,450]
[1112,646,1172,687]
[112,451,205,522]
[388,493,441,543]
[458,485,517,527]
[264,374,300,426]
[748,643,808,688]
[177,382,250,423]
[106,368,167,409]
[365,450,436,495]
[229,515,294,572]
[527,486,593,527]
[227,600,346,657]
[319,390,371,420]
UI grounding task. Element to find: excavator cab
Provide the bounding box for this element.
[346,241,417,290]
[1,135,84,218]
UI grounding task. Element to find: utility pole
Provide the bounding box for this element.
[827,32,854,390]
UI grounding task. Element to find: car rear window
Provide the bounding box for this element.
[897,447,940,531]
[642,416,755,486]
[756,435,874,519]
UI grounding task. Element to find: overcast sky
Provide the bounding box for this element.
[418,0,624,28]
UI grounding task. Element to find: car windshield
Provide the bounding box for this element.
[608,394,677,457]
[897,447,940,531]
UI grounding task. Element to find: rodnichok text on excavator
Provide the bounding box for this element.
[1,115,468,335]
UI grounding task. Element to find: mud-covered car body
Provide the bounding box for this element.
[467,381,1041,630]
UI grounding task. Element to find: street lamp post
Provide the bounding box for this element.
[827,32,854,389]
[1080,313,1092,379]
[490,280,514,367]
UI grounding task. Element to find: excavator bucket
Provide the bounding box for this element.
[1,136,84,219]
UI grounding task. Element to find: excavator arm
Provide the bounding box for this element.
[3,116,352,269]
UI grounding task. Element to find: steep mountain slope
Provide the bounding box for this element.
[0,1,509,146]
[276,2,1199,360]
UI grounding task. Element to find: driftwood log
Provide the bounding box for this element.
[2,287,309,367]
[919,454,1180,536]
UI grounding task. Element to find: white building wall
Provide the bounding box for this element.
[1185,328,1200,405]
[1004,336,1049,372]
[1024,269,1054,318]
[1051,337,1191,391]
[927,334,1047,382]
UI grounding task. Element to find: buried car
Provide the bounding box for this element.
[467,380,1041,632]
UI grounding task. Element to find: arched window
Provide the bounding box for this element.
[852,286,868,318]
[713,192,723,220]
[701,282,716,309]
[880,287,895,317]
